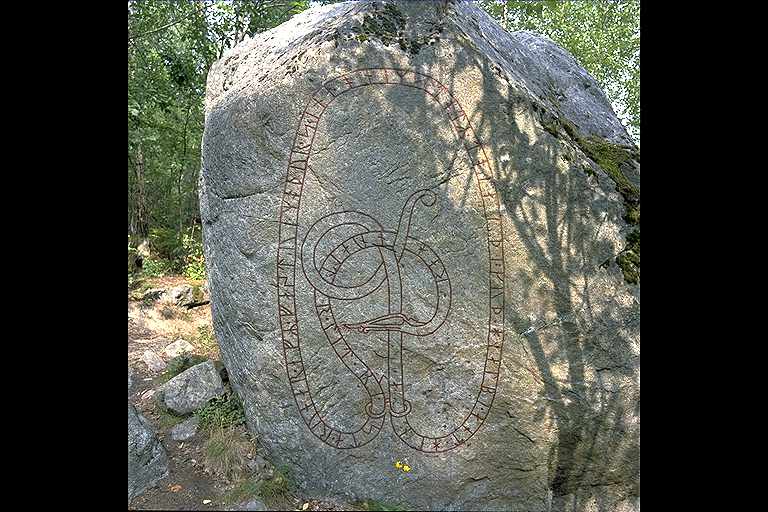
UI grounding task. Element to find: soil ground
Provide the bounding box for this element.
[128,276,362,511]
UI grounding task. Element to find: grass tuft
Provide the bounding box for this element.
[154,354,208,386]
[196,325,219,355]
[203,427,253,482]
[154,399,186,428]
[258,465,294,505]
[223,477,261,505]
[354,499,406,511]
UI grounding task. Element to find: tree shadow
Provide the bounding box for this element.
[203,1,639,510]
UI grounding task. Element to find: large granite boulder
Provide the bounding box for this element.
[128,403,168,501]
[199,1,639,511]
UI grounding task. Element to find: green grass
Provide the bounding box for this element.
[153,354,208,386]
[195,325,219,355]
[354,499,407,511]
[154,400,186,429]
[203,427,253,482]
[258,465,294,505]
[141,257,174,278]
[223,477,261,505]
[196,392,246,431]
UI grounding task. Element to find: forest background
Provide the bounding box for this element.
[127,0,640,281]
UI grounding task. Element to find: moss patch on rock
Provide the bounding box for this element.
[339,3,443,55]
[616,228,640,284]
[191,284,205,303]
[541,113,641,284]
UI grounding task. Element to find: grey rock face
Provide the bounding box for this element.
[237,499,268,511]
[170,415,200,441]
[142,350,166,373]
[128,367,134,392]
[167,284,194,306]
[164,338,196,358]
[157,361,225,415]
[247,454,274,480]
[200,1,639,511]
[128,403,168,501]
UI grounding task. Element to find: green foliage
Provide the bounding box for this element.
[355,500,406,511]
[197,392,246,431]
[140,257,174,278]
[129,1,312,247]
[479,0,640,143]
[258,465,294,504]
[182,230,206,280]
[149,226,183,262]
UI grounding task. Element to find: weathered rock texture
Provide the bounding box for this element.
[164,338,196,358]
[170,415,200,441]
[157,361,226,415]
[200,1,640,511]
[128,403,169,501]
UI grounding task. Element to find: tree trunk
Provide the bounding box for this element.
[134,143,150,255]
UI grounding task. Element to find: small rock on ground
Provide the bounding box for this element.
[170,415,200,441]
[142,288,166,302]
[164,339,196,358]
[142,350,166,373]
[237,499,268,511]
[157,361,225,415]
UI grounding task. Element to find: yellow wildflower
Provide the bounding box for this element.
[394,460,403,469]
[402,464,411,472]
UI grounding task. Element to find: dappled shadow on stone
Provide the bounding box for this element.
[200,1,638,511]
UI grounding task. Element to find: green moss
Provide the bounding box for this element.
[191,284,205,303]
[616,251,640,285]
[626,229,640,254]
[624,202,640,225]
[343,3,442,55]
[615,228,640,284]
[550,118,640,223]
[578,136,639,201]
[544,116,641,284]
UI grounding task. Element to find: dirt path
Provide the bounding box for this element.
[128,276,364,511]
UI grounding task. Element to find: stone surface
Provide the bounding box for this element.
[237,499,268,511]
[170,415,200,441]
[142,350,166,373]
[164,338,196,358]
[166,284,209,307]
[246,454,274,480]
[128,403,169,501]
[167,284,195,307]
[157,361,225,415]
[200,1,639,511]
[128,367,134,392]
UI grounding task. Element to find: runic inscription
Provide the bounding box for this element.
[276,68,506,453]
